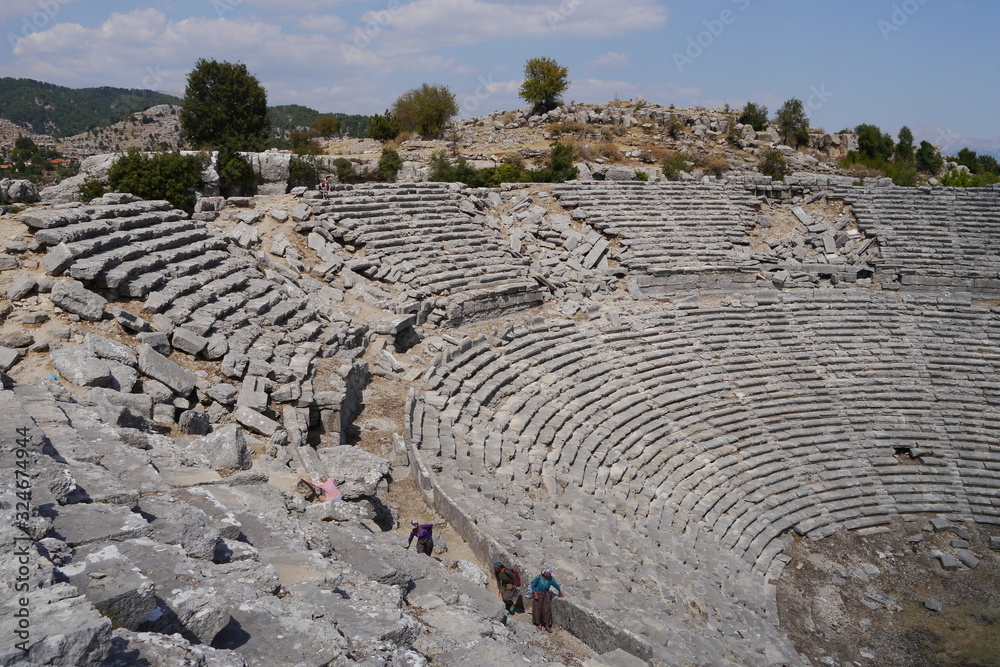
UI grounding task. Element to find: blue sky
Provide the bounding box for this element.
[1,0,997,151]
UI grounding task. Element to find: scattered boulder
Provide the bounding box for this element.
[137,344,197,396]
[197,424,252,471]
[316,446,390,500]
[51,346,112,387]
[51,280,108,321]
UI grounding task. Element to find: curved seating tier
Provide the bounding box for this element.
[410,290,1000,664]
[306,183,546,324]
[837,187,1000,292]
[551,181,759,274]
[20,199,349,386]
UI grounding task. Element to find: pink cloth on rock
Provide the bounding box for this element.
[315,478,342,501]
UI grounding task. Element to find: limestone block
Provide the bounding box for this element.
[138,495,221,561]
[0,346,23,372]
[8,272,37,301]
[198,424,252,471]
[172,328,209,356]
[0,583,111,667]
[59,544,156,630]
[51,346,112,387]
[137,344,196,396]
[234,406,281,437]
[85,333,137,367]
[316,446,390,499]
[51,280,108,321]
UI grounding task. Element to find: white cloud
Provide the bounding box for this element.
[359,0,667,54]
[296,14,347,34]
[588,52,630,70]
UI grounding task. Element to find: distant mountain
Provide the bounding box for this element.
[913,125,1000,160]
[0,78,181,137]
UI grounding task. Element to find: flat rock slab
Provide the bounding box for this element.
[50,346,112,388]
[316,446,390,499]
[234,406,281,437]
[0,583,112,667]
[137,344,196,396]
[137,495,221,560]
[51,503,153,547]
[58,544,156,630]
[51,280,108,321]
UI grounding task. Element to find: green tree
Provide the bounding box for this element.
[773,98,809,147]
[855,124,895,162]
[895,126,914,162]
[290,129,320,155]
[738,102,769,131]
[519,57,570,113]
[377,146,403,182]
[179,59,270,151]
[107,148,204,213]
[915,141,944,174]
[369,110,402,142]
[311,115,342,138]
[217,147,256,196]
[392,84,458,140]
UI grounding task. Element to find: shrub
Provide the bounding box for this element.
[941,170,1000,187]
[427,140,576,187]
[667,117,684,140]
[78,176,108,202]
[595,141,621,162]
[107,148,205,213]
[738,102,769,131]
[394,130,415,143]
[333,158,359,184]
[217,148,256,196]
[547,119,588,137]
[774,98,809,147]
[369,110,402,142]
[701,155,729,178]
[661,151,689,181]
[377,147,403,182]
[288,156,319,190]
[520,57,570,113]
[635,171,649,182]
[759,150,787,181]
[392,84,458,139]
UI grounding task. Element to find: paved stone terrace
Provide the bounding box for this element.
[304,183,547,325]
[409,289,1000,665]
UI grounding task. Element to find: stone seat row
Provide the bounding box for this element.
[426,298,1000,576]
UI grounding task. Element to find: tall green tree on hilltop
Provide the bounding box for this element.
[180,59,270,151]
[519,57,570,113]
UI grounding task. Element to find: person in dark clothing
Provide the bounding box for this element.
[407,520,434,555]
[530,568,564,632]
[493,561,521,613]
